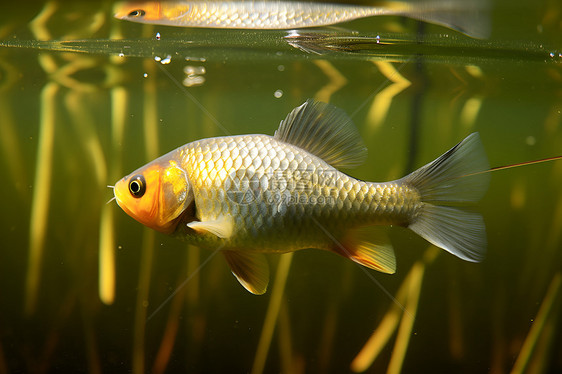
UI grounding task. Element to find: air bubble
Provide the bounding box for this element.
[185,56,207,62]
[183,65,206,87]
[183,76,206,87]
[184,66,206,75]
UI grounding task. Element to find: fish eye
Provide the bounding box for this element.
[128,174,146,198]
[128,9,146,18]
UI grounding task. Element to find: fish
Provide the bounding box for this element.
[113,0,490,39]
[113,99,490,294]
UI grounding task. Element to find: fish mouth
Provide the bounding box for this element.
[113,185,125,209]
[112,180,129,211]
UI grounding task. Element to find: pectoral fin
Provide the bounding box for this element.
[222,251,270,295]
[331,229,396,274]
[187,215,234,239]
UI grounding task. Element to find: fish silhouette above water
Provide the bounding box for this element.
[114,0,490,39]
[113,99,489,294]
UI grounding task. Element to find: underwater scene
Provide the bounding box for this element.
[1,0,561,372]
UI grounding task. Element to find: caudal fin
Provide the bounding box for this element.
[407,0,491,39]
[402,133,490,262]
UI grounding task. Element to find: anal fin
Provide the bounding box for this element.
[331,228,396,274]
[223,251,270,295]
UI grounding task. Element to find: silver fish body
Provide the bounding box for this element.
[114,100,489,294]
[164,1,379,29]
[114,0,490,38]
[173,134,418,252]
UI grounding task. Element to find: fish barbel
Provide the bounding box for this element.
[113,100,489,294]
[114,0,490,38]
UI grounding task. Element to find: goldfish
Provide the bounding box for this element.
[113,99,489,294]
[114,0,490,39]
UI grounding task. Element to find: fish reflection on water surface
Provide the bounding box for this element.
[113,100,489,294]
[114,0,490,38]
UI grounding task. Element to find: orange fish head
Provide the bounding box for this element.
[114,159,193,234]
[113,2,162,21]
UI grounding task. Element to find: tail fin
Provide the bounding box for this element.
[402,133,490,262]
[407,0,491,39]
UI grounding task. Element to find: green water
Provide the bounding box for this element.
[1,0,561,372]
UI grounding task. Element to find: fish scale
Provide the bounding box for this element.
[178,134,418,253]
[190,2,372,29]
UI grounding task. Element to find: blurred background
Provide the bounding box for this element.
[0,0,561,372]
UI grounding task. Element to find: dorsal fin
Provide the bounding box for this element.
[274,99,367,169]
